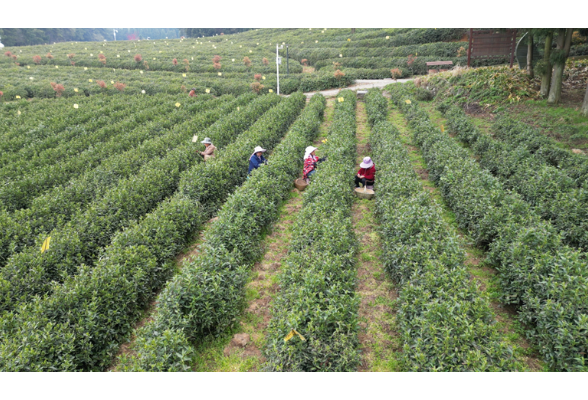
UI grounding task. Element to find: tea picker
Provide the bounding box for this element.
[199,137,216,161]
[354,156,375,200]
[295,145,326,191]
[248,146,267,174]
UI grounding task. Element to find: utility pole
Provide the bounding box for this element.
[286,45,289,75]
[113,29,118,41]
[276,44,283,95]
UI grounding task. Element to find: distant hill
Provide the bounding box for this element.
[179,28,253,38]
[0,29,112,46]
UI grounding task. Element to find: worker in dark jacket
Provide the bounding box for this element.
[248,146,267,174]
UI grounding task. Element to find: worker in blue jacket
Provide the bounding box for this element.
[248,146,267,174]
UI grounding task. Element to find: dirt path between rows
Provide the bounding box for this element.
[353,101,401,371]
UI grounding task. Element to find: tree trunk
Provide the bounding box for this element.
[582,82,588,117]
[548,28,573,105]
[540,31,553,98]
[527,34,534,78]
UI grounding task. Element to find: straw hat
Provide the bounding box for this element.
[360,157,374,169]
[253,146,266,153]
[201,137,212,144]
[304,146,317,159]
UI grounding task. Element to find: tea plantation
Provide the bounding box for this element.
[0,28,587,372]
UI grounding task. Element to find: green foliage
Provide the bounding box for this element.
[425,66,540,106]
[0,94,275,313]
[442,105,588,250]
[118,93,326,371]
[263,90,359,372]
[367,89,520,371]
[388,82,588,371]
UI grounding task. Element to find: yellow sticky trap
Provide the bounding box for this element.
[175,102,181,108]
[192,135,199,143]
[284,329,305,342]
[441,125,444,133]
[405,99,412,104]
[205,89,210,94]
[337,97,344,103]
[41,236,51,253]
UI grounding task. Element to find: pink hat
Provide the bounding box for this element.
[360,157,373,169]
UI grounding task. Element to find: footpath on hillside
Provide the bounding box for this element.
[285,78,414,98]
[353,100,401,371]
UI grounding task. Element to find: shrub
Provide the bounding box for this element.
[254,74,262,81]
[33,55,42,64]
[50,82,65,97]
[96,80,107,89]
[250,81,264,94]
[114,82,126,91]
[301,59,308,66]
[213,62,221,70]
[46,52,53,59]
[172,58,178,66]
[262,57,269,66]
[334,69,345,79]
[143,61,149,70]
[134,54,142,63]
[390,68,402,80]
[212,55,221,63]
[243,56,252,67]
[67,53,75,59]
[4,51,12,57]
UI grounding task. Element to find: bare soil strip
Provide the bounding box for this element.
[390,101,545,371]
[190,99,336,371]
[354,101,401,372]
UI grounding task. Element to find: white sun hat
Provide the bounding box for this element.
[201,137,212,144]
[304,146,317,160]
[251,146,266,158]
[360,156,374,169]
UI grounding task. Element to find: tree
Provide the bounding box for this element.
[539,30,554,98]
[547,28,574,105]
[527,32,534,79]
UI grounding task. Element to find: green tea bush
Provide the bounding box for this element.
[178,93,305,215]
[263,90,359,372]
[388,82,588,371]
[0,94,256,268]
[0,95,282,312]
[118,93,326,371]
[491,116,588,187]
[366,88,520,371]
[0,193,202,371]
[0,98,178,211]
[442,105,588,250]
